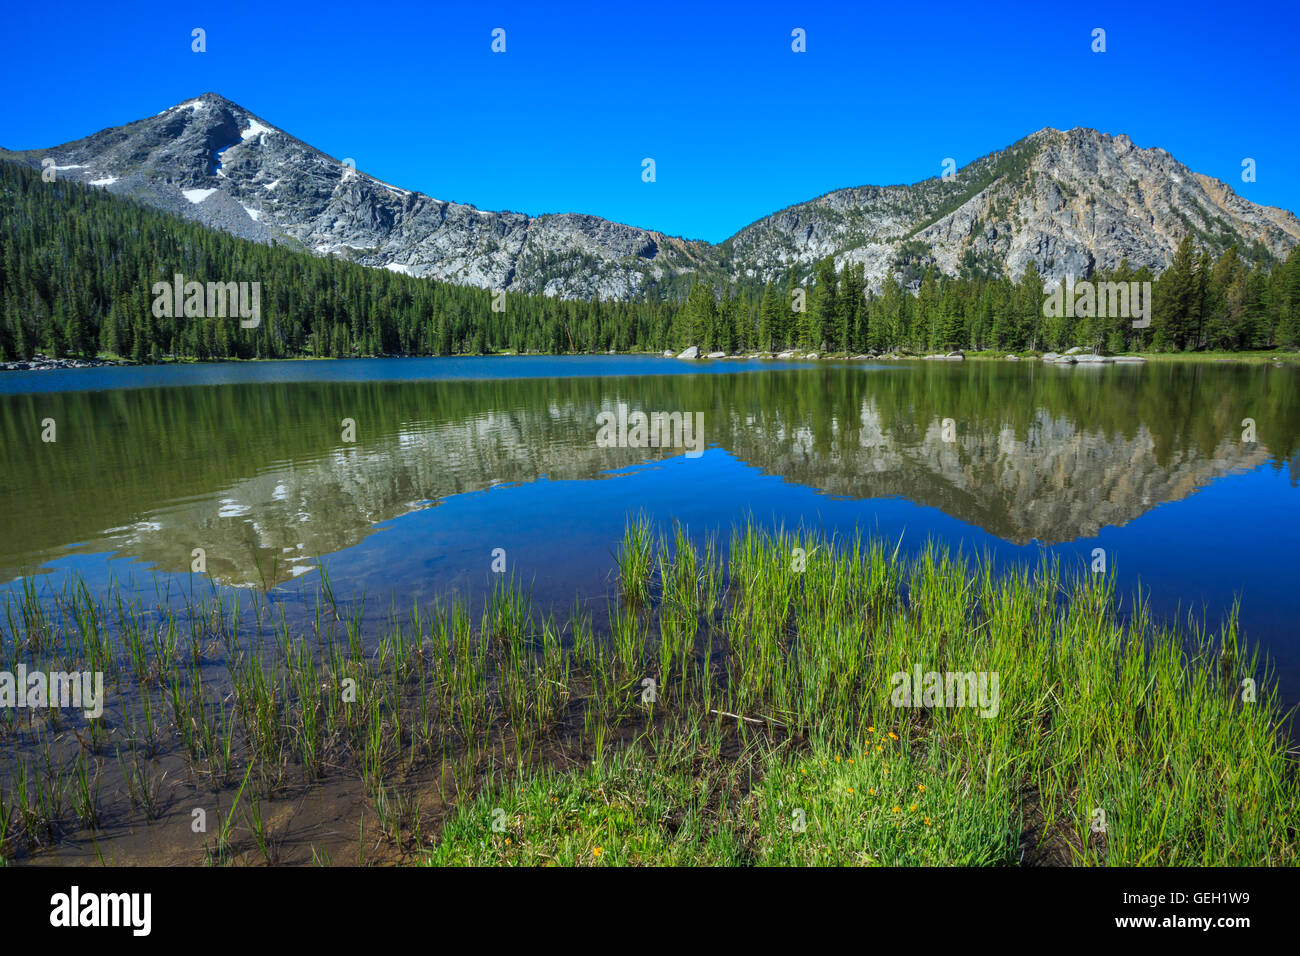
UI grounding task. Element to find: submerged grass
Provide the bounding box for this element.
[1,520,1296,866]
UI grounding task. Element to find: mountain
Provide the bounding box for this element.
[725,129,1300,288]
[0,93,715,300]
[4,93,1299,299]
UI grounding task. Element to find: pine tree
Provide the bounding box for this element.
[809,257,838,351]
[758,282,780,351]
[1155,236,1199,350]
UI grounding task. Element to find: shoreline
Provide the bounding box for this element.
[4,347,1299,374]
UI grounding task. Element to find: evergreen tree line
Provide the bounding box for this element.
[2,160,1298,363]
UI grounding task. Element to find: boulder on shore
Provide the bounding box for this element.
[706,351,726,359]
[676,346,699,360]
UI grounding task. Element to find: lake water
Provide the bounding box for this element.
[2,356,1298,714]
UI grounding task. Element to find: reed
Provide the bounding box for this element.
[0,518,1295,866]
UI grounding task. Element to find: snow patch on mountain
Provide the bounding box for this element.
[241,120,273,142]
[157,99,206,116]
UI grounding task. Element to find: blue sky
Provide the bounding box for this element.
[2,0,1297,243]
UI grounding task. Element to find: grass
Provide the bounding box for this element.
[425,732,1018,866]
[1,519,1296,866]
[788,348,1300,364]
[1120,349,1300,364]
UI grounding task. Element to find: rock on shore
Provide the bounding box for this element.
[1,356,123,372]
